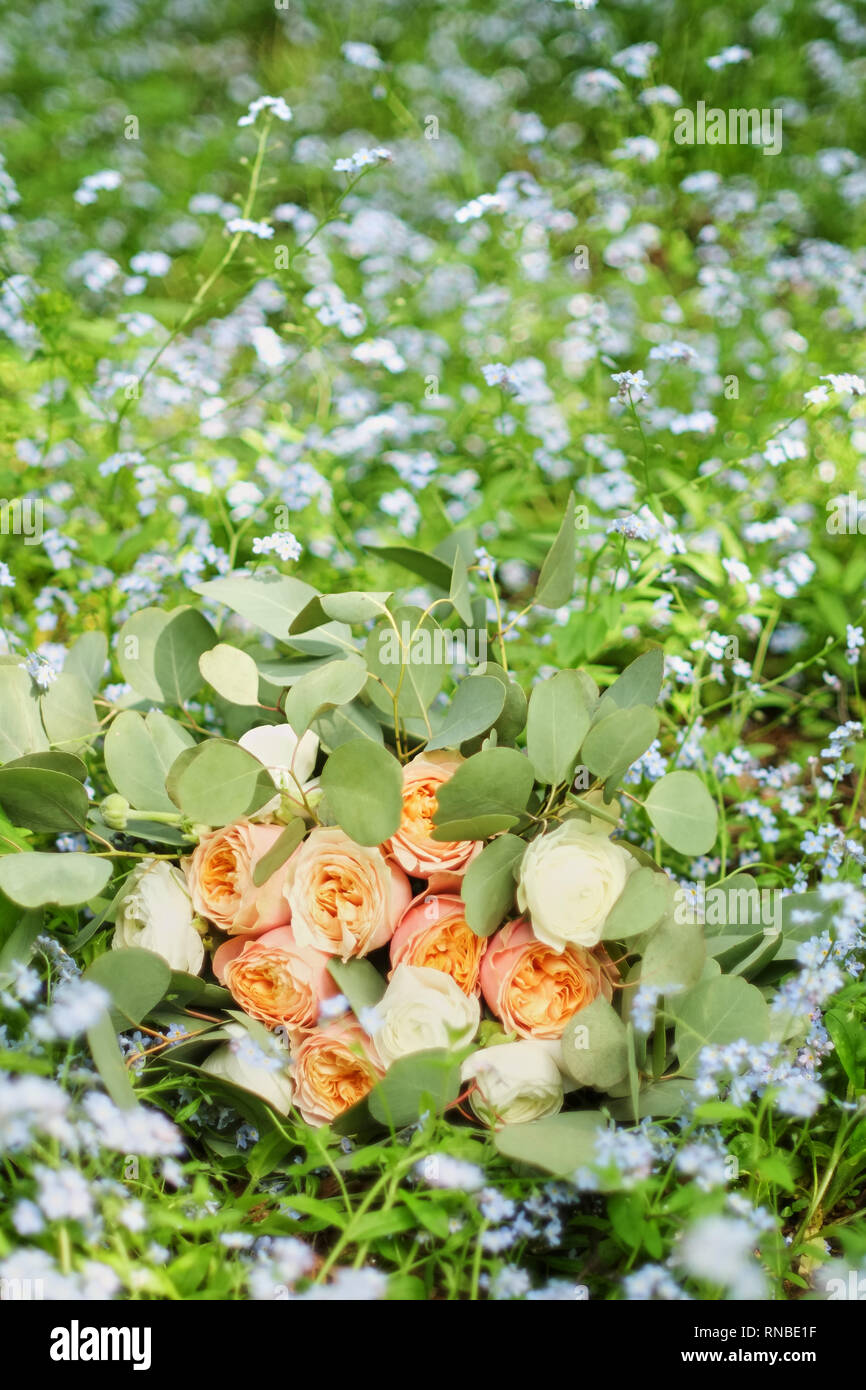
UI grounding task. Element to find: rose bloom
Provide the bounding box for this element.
[201,1025,294,1115]
[213,927,337,1038]
[284,826,410,960]
[385,751,481,890]
[187,819,290,936]
[292,1018,384,1126]
[371,963,480,1068]
[461,1040,564,1127]
[517,819,635,951]
[238,723,319,818]
[480,917,617,1039]
[112,859,203,974]
[390,893,487,996]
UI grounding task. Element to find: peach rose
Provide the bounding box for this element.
[385,750,481,890]
[284,826,411,960]
[292,1018,384,1126]
[213,926,337,1039]
[389,893,487,996]
[187,819,290,937]
[480,917,618,1040]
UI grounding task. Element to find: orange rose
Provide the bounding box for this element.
[389,893,487,996]
[212,926,337,1039]
[480,917,618,1040]
[187,819,290,937]
[284,826,411,960]
[385,751,481,890]
[292,1018,384,1126]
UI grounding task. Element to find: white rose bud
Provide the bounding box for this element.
[370,964,480,1068]
[517,819,635,951]
[461,1040,564,1127]
[112,860,204,974]
[201,1026,294,1115]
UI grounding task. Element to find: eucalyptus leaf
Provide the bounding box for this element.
[594,649,664,720]
[198,643,262,706]
[368,1049,462,1128]
[83,946,172,1029]
[526,670,591,785]
[365,545,452,591]
[64,630,108,692]
[432,747,534,841]
[449,548,473,626]
[561,997,629,1089]
[283,655,367,736]
[671,975,770,1076]
[166,739,276,825]
[493,1109,607,1176]
[580,705,659,786]
[104,709,195,814]
[0,766,89,832]
[87,1010,138,1109]
[40,672,99,754]
[252,818,305,887]
[602,865,672,941]
[461,833,525,936]
[0,852,111,907]
[0,665,49,762]
[426,676,505,752]
[534,491,576,609]
[645,771,719,856]
[320,741,403,846]
[326,956,387,1017]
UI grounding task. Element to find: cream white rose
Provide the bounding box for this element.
[517,819,634,951]
[461,1040,564,1127]
[239,723,319,817]
[112,860,204,973]
[370,963,480,1067]
[201,1025,294,1114]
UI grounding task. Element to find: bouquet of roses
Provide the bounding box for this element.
[0,497,815,1174]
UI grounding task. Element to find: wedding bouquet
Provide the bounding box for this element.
[0,497,817,1175]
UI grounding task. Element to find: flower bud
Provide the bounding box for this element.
[100,793,130,830]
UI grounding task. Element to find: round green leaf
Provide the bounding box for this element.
[40,672,99,755]
[672,975,770,1077]
[581,704,659,785]
[639,913,706,993]
[166,739,276,825]
[0,665,49,762]
[426,675,506,752]
[493,1109,607,1176]
[83,946,172,1028]
[644,770,719,856]
[602,865,673,941]
[461,833,525,936]
[561,997,629,1089]
[104,709,195,814]
[526,670,592,785]
[326,956,386,1016]
[368,1049,462,1128]
[0,766,89,832]
[199,643,262,707]
[432,747,534,840]
[320,740,403,846]
[283,654,367,735]
[0,852,111,907]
